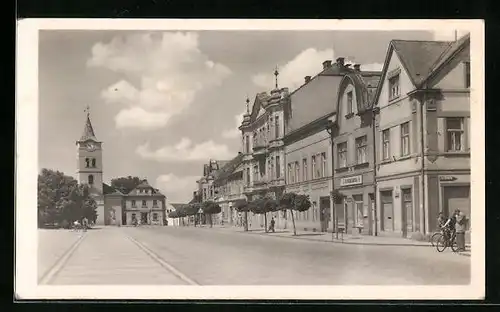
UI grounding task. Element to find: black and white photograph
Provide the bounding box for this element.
[16,19,484,300]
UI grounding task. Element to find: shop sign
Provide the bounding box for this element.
[439,176,457,182]
[340,175,363,187]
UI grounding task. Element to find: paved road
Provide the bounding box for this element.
[38,226,470,285]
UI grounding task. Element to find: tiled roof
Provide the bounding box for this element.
[422,33,470,86]
[103,183,123,196]
[127,179,165,196]
[79,114,98,142]
[213,153,244,186]
[170,203,187,210]
[391,39,453,86]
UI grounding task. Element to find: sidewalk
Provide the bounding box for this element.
[189,224,471,257]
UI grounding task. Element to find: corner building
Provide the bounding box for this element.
[239,88,289,229]
[373,35,471,238]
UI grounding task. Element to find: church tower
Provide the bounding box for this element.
[76,107,103,195]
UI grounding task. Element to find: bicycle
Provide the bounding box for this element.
[435,229,459,253]
[430,231,444,247]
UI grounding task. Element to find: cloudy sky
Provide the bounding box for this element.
[38,28,461,202]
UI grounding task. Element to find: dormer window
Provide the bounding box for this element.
[389,74,400,100]
[464,61,470,88]
[347,91,353,115]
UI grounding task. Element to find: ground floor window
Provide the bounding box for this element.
[353,195,364,227]
[152,212,158,221]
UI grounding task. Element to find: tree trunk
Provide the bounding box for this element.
[264,213,268,233]
[291,209,297,236]
[244,211,248,231]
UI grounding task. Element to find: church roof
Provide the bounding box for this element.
[103,183,124,196]
[80,114,98,142]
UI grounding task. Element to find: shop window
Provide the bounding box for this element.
[152,213,158,221]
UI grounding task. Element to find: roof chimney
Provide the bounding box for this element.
[304,76,312,83]
[336,57,345,66]
[322,60,332,69]
[354,64,361,71]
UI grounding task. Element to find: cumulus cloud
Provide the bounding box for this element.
[88,32,232,130]
[114,107,171,130]
[136,137,235,162]
[360,63,384,72]
[252,48,384,91]
[221,112,245,139]
[156,173,199,203]
[252,48,334,90]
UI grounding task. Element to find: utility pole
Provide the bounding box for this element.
[326,120,337,239]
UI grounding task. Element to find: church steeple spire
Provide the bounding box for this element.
[80,105,97,142]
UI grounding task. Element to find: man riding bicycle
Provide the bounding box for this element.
[441,212,456,243]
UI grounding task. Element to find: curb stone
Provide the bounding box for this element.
[185,225,472,254]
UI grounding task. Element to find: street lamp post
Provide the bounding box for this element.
[326,120,338,239]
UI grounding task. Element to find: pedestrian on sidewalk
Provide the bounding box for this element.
[269,217,276,233]
[455,209,468,251]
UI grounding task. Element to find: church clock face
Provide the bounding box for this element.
[86,142,96,152]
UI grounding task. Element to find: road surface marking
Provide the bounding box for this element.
[125,234,199,285]
[39,232,87,285]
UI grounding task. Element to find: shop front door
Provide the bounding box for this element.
[380,191,394,232]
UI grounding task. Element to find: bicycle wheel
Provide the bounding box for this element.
[436,235,448,252]
[450,236,459,252]
[431,232,442,247]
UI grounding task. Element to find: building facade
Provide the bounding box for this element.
[283,59,353,232]
[239,88,289,229]
[124,180,166,226]
[196,159,229,225]
[373,34,470,238]
[332,69,381,236]
[76,111,166,226]
[213,154,246,226]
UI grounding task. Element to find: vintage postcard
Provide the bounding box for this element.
[15,19,484,300]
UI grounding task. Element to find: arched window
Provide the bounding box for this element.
[85,158,90,168]
[91,158,96,168]
[88,174,94,185]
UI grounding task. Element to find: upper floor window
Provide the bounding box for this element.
[311,155,317,178]
[302,158,308,181]
[85,158,90,168]
[246,168,251,186]
[275,116,280,139]
[91,158,96,168]
[382,129,391,160]
[337,142,347,168]
[153,199,158,207]
[276,156,281,179]
[347,91,353,115]
[320,152,327,177]
[295,161,300,182]
[356,135,368,164]
[142,200,147,207]
[245,135,250,154]
[389,74,400,100]
[288,163,294,184]
[464,61,470,88]
[446,117,465,152]
[400,122,410,156]
[88,174,94,185]
[131,200,136,207]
